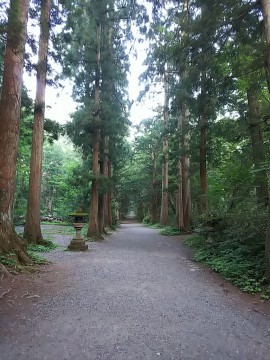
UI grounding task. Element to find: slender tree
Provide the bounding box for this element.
[87,20,103,239]
[24,0,50,243]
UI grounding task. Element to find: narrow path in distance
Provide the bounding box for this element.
[1,222,270,360]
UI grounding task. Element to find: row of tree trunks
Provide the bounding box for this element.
[24,0,51,244]
[160,69,169,226]
[247,87,269,206]
[0,0,30,262]
[181,105,191,229]
[261,0,270,282]
[199,63,208,214]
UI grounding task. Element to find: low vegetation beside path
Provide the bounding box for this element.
[147,214,270,300]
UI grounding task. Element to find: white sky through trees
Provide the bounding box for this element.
[23,1,163,131]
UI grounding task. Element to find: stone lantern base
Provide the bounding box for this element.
[68,222,88,251]
[68,239,88,251]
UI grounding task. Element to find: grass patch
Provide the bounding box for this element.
[41,221,70,226]
[185,235,270,299]
[28,251,49,264]
[146,223,164,229]
[0,253,17,267]
[27,240,58,252]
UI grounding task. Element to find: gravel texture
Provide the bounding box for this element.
[1,222,270,360]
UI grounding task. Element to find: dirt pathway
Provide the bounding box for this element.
[1,223,270,360]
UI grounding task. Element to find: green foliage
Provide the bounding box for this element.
[27,241,58,253]
[185,235,267,295]
[27,251,48,264]
[0,254,17,267]
[160,226,181,236]
[146,223,163,229]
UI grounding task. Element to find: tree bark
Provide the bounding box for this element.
[103,136,109,228]
[0,0,30,262]
[150,150,158,224]
[261,0,270,93]
[261,0,270,281]
[160,69,169,226]
[181,105,191,229]
[87,21,103,240]
[24,0,50,243]
[176,132,184,229]
[247,87,269,206]
[98,159,106,234]
[199,68,208,214]
[107,161,113,227]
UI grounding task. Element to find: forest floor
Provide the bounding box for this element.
[1,222,270,359]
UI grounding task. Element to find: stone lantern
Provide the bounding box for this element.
[68,209,89,251]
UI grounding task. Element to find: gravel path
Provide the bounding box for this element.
[1,222,270,360]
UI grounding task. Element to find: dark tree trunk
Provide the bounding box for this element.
[107,161,113,227]
[199,62,208,214]
[260,0,270,281]
[247,88,269,206]
[87,21,103,240]
[24,0,50,243]
[176,150,184,229]
[160,69,169,226]
[150,151,158,224]
[262,0,270,93]
[181,105,191,229]
[0,0,30,262]
[98,159,106,234]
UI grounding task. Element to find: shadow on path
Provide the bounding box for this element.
[1,223,270,360]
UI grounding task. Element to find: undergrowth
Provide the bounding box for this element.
[146,223,164,229]
[27,240,58,252]
[160,226,181,236]
[27,251,49,264]
[185,235,270,299]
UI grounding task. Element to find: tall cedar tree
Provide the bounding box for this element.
[87,20,103,239]
[0,0,30,262]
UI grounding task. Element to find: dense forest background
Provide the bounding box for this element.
[1,0,270,297]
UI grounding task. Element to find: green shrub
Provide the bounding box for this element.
[185,235,267,296]
[160,226,181,236]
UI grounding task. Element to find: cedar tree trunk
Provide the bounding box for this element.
[0,0,30,262]
[150,150,158,224]
[160,69,169,226]
[247,88,269,206]
[260,0,270,281]
[24,0,50,243]
[181,105,191,229]
[107,161,113,227]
